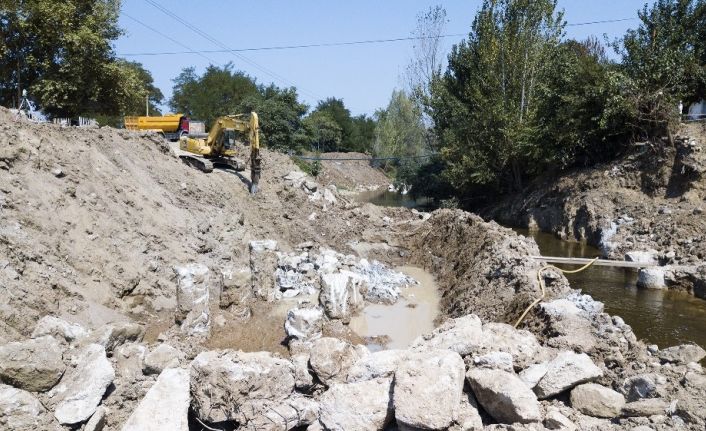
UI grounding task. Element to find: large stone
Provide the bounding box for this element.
[394,349,465,429]
[32,316,88,343]
[238,396,319,430]
[658,344,706,364]
[625,250,658,265]
[49,344,115,425]
[143,344,184,375]
[121,368,190,431]
[292,353,314,390]
[411,315,484,356]
[480,323,546,369]
[544,407,577,431]
[0,336,65,392]
[285,306,324,340]
[250,240,279,301]
[347,349,408,383]
[451,392,483,431]
[534,351,603,399]
[519,362,549,389]
[309,337,368,385]
[85,406,108,431]
[621,398,669,417]
[219,266,252,308]
[115,344,146,378]
[622,374,657,401]
[319,378,393,431]
[174,263,210,334]
[87,322,144,353]
[190,350,295,423]
[637,267,666,289]
[570,383,625,418]
[472,351,514,372]
[319,272,363,322]
[0,384,58,430]
[467,368,541,424]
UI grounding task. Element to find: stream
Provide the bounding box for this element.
[358,189,706,350]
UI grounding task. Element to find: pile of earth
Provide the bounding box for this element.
[484,122,706,297]
[313,151,391,192]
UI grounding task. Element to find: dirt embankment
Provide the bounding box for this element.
[484,122,706,295]
[314,151,391,192]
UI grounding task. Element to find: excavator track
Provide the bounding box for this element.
[179,154,214,173]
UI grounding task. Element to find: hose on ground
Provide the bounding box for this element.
[513,257,599,328]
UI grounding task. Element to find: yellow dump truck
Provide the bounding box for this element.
[124,114,192,141]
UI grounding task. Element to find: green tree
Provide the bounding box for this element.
[0,0,151,118]
[374,90,427,174]
[310,98,355,151]
[430,0,564,194]
[302,112,342,152]
[170,64,259,126]
[120,60,164,115]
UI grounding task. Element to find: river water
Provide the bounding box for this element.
[356,189,706,350]
[516,229,706,350]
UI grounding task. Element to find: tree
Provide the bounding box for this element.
[430,0,564,194]
[374,90,427,174]
[310,98,355,151]
[303,112,342,152]
[0,0,151,118]
[120,60,164,115]
[170,64,259,126]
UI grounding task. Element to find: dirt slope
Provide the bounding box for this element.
[315,151,391,192]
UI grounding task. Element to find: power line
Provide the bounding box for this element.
[292,154,436,162]
[142,0,324,101]
[118,17,638,57]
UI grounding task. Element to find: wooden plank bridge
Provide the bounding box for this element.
[530,256,656,269]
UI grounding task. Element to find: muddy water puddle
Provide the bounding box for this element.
[516,228,706,349]
[354,190,434,210]
[350,266,440,351]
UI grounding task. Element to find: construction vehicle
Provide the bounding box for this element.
[124,114,192,141]
[179,112,262,193]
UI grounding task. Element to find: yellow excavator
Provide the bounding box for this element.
[179,112,262,193]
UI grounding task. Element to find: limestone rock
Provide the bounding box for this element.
[0,384,59,430]
[0,336,65,392]
[411,314,483,356]
[622,374,657,401]
[115,344,146,378]
[87,322,144,353]
[347,349,408,383]
[49,344,115,425]
[625,250,658,265]
[121,368,190,431]
[658,344,706,364]
[143,344,184,375]
[394,349,465,429]
[450,392,483,431]
[285,306,324,340]
[292,353,314,390]
[637,267,666,289]
[32,316,88,343]
[535,351,603,399]
[467,368,541,424]
[190,350,295,423]
[544,407,576,430]
[250,240,279,301]
[519,362,549,389]
[309,337,368,385]
[238,396,319,430]
[472,351,514,372]
[570,383,625,418]
[480,322,545,369]
[85,406,107,431]
[621,398,669,417]
[319,378,393,431]
[174,263,210,334]
[319,272,363,322]
[220,266,252,308]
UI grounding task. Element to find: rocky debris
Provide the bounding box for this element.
[121,368,190,431]
[309,337,368,385]
[285,306,324,340]
[625,250,658,265]
[467,368,541,424]
[250,239,279,301]
[544,407,577,430]
[0,335,65,392]
[519,362,550,389]
[48,343,115,425]
[411,314,484,356]
[31,316,88,344]
[394,349,465,429]
[355,258,416,303]
[0,384,59,430]
[87,322,144,354]
[534,351,603,399]
[569,383,625,418]
[174,263,211,335]
[637,267,667,289]
[190,350,295,423]
[621,398,669,417]
[347,349,408,383]
[658,344,706,364]
[143,343,184,375]
[84,406,107,431]
[219,266,252,308]
[318,378,393,430]
[451,392,484,430]
[622,374,657,401]
[472,351,514,372]
[292,353,314,390]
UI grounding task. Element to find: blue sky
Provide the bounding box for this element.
[115,0,647,117]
